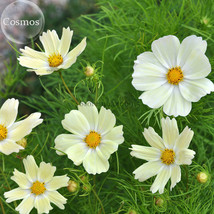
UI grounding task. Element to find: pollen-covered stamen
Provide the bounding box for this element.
[84,131,101,148]
[48,53,63,67]
[0,125,8,141]
[161,149,175,165]
[31,181,46,195]
[167,66,183,85]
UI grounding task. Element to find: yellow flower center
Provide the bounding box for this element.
[48,53,63,67]
[84,131,101,148]
[166,66,183,85]
[0,125,7,141]
[31,181,46,195]
[161,149,175,165]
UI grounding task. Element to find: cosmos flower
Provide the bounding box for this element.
[55,101,124,175]
[4,155,69,214]
[130,117,195,194]
[0,98,43,155]
[18,27,86,75]
[132,35,214,116]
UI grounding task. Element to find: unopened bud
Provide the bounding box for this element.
[197,172,208,183]
[155,198,164,207]
[128,210,137,214]
[67,180,78,192]
[84,66,94,77]
[16,138,27,148]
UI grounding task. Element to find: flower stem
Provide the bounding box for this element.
[0,198,6,214]
[59,71,79,105]
[92,188,105,214]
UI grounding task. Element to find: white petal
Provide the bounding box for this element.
[174,126,194,150]
[62,110,90,137]
[15,195,35,214]
[54,134,83,155]
[151,35,180,68]
[142,127,165,150]
[23,155,38,182]
[170,165,181,190]
[37,162,56,183]
[177,35,207,67]
[97,106,116,135]
[11,169,31,189]
[46,191,67,210]
[163,86,192,117]
[176,148,195,165]
[150,166,171,194]
[20,46,47,61]
[130,145,160,161]
[78,102,99,130]
[179,78,214,102]
[59,27,73,57]
[46,175,69,191]
[0,139,24,155]
[60,37,86,69]
[65,143,88,165]
[35,195,53,214]
[4,188,30,203]
[133,161,163,182]
[83,149,109,174]
[18,56,47,69]
[0,98,19,127]
[139,83,174,108]
[9,113,43,141]
[182,49,211,79]
[28,68,54,76]
[161,117,179,148]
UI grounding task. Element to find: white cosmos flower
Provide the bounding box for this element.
[132,35,214,117]
[130,117,195,194]
[4,155,69,214]
[54,102,124,175]
[18,27,86,76]
[0,98,43,155]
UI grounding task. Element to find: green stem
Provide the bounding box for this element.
[92,188,105,214]
[59,71,79,105]
[0,198,5,214]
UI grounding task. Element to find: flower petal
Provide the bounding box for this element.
[150,166,171,194]
[161,117,179,148]
[177,35,207,67]
[182,49,211,79]
[54,134,83,155]
[176,148,195,165]
[163,86,192,117]
[0,139,24,155]
[151,35,180,68]
[170,165,181,190]
[65,143,88,166]
[37,162,56,183]
[59,27,73,57]
[62,110,90,137]
[78,102,99,130]
[35,195,53,214]
[18,56,47,69]
[27,68,54,76]
[142,127,165,150]
[15,195,35,214]
[0,98,19,127]
[174,126,194,150]
[133,161,163,182]
[20,46,47,61]
[9,113,43,142]
[60,37,86,70]
[97,107,116,135]
[130,145,160,161]
[46,175,69,191]
[23,155,38,182]
[179,78,214,102]
[83,149,109,174]
[4,188,30,203]
[46,191,67,210]
[11,169,31,189]
[102,125,124,144]
[139,83,174,108]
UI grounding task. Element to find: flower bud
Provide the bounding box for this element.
[128,210,137,214]
[67,180,78,193]
[84,66,94,77]
[155,197,164,207]
[197,172,208,183]
[16,138,27,148]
